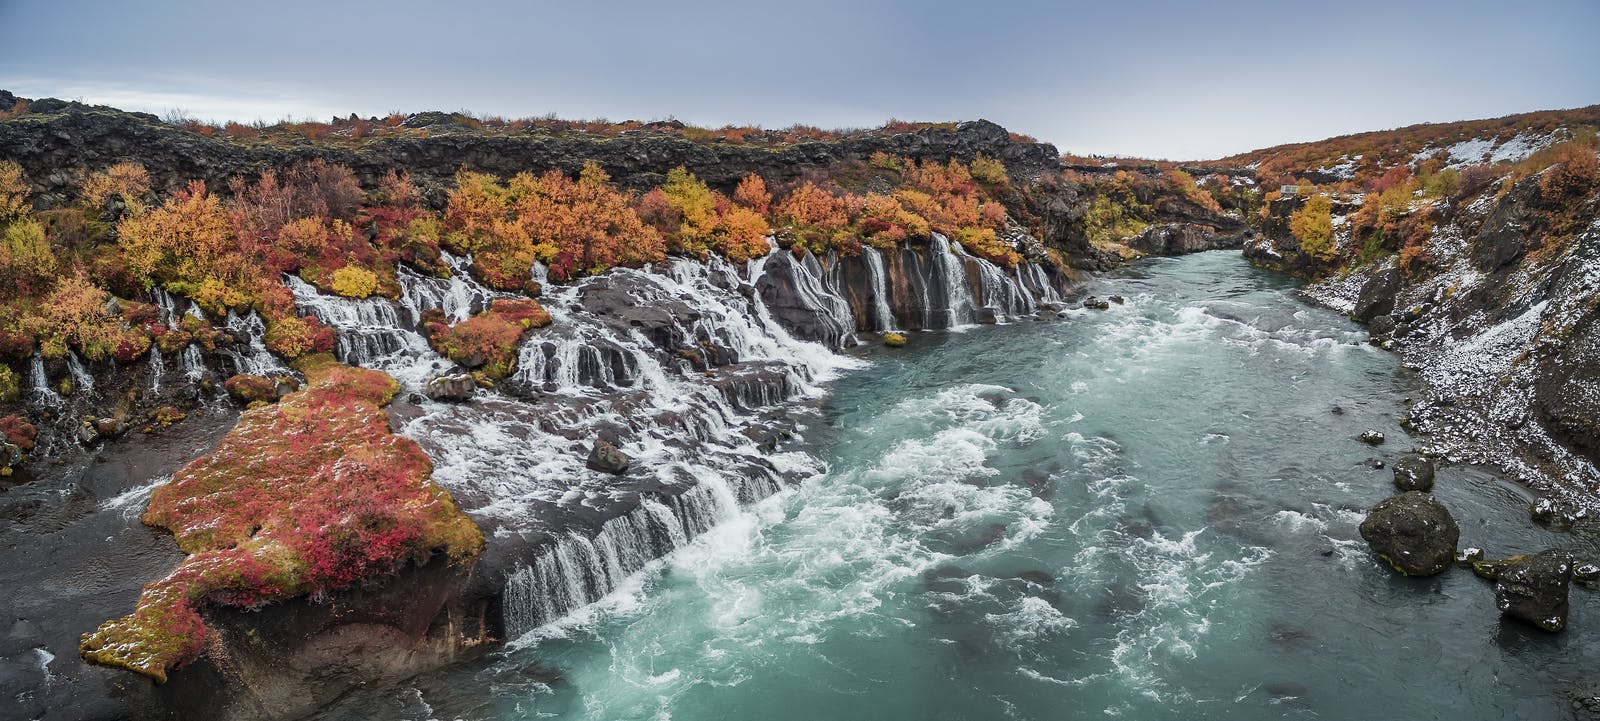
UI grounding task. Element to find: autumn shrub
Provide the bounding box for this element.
[330,264,379,298]
[970,155,1009,186]
[0,366,19,404]
[1290,194,1336,260]
[0,161,28,223]
[426,298,552,379]
[1538,143,1599,203]
[0,414,35,450]
[652,167,770,262]
[80,358,483,682]
[733,174,772,214]
[81,163,151,214]
[445,163,664,287]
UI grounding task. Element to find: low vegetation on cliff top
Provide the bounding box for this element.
[78,355,483,682]
[0,145,1035,414]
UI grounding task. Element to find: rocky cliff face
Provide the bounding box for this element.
[1248,172,1600,498]
[0,97,1060,204]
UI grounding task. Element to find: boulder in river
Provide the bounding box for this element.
[1495,549,1574,632]
[1359,429,1386,445]
[1083,296,1110,310]
[1358,491,1459,576]
[425,373,477,402]
[586,438,631,475]
[1392,454,1436,492]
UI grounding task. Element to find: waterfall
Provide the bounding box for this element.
[148,347,165,394]
[28,353,62,407]
[66,353,94,394]
[204,243,1067,643]
[180,345,205,381]
[862,246,897,331]
[221,311,290,377]
[398,253,504,325]
[286,274,434,372]
[929,234,976,327]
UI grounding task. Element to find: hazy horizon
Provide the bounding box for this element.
[3,0,1596,160]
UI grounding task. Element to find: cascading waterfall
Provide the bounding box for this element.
[255,243,1068,642]
[398,253,504,325]
[28,352,62,407]
[220,311,290,377]
[66,353,94,394]
[929,234,977,327]
[862,246,897,331]
[286,274,433,371]
[147,347,165,394]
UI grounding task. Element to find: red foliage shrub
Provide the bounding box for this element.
[1,415,37,451]
[79,357,483,682]
[427,298,552,378]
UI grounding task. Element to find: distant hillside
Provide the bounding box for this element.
[1214,105,1600,187]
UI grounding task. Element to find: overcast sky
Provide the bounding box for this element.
[3,0,1596,159]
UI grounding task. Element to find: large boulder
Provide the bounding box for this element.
[586,438,630,475]
[1352,265,1403,322]
[1358,491,1459,576]
[1495,550,1574,632]
[424,373,477,402]
[1392,454,1436,492]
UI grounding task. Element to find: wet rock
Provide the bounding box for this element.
[424,373,477,402]
[1108,295,1125,305]
[1456,547,1486,567]
[976,307,999,325]
[585,438,630,475]
[1574,562,1600,588]
[1495,549,1573,632]
[1471,555,1525,581]
[1358,491,1459,576]
[1368,314,1397,339]
[1530,496,1587,526]
[1359,429,1385,445]
[1083,296,1110,310]
[75,416,122,445]
[1392,454,1436,492]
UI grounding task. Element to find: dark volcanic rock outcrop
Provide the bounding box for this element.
[0,101,1059,204]
[1495,549,1574,632]
[1359,491,1459,576]
[1127,222,1251,256]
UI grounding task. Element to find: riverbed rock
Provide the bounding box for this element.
[1358,491,1459,576]
[1495,549,1574,632]
[1359,430,1386,445]
[1083,296,1110,310]
[586,438,630,474]
[424,373,477,402]
[1392,454,1436,492]
[1574,562,1600,587]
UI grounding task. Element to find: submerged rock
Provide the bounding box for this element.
[1495,549,1574,632]
[1359,491,1459,576]
[586,438,631,474]
[1392,454,1436,492]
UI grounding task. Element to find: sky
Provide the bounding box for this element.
[2,0,1596,159]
